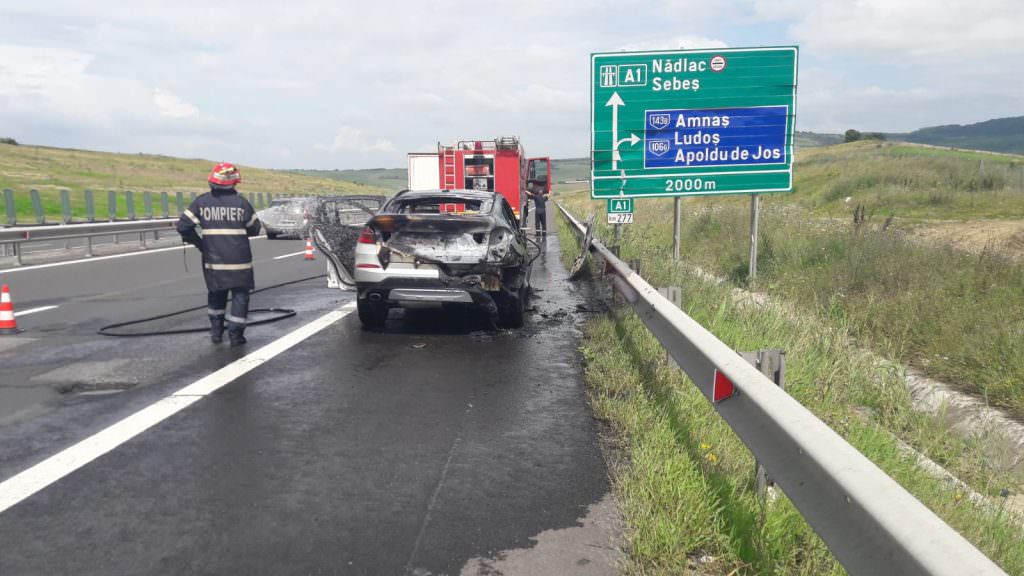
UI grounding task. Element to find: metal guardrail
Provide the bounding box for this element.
[0,219,178,265]
[555,201,1006,576]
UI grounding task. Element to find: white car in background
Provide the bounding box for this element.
[258,196,316,239]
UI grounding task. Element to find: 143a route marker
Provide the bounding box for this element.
[590,46,799,199]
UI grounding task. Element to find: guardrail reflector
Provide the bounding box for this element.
[713,369,735,402]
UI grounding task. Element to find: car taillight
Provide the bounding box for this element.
[357,226,377,244]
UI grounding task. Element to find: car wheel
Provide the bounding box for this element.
[497,286,526,328]
[358,298,388,330]
[266,231,278,239]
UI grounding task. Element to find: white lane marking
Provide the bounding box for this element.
[273,250,308,260]
[0,302,355,515]
[0,236,269,275]
[14,305,58,317]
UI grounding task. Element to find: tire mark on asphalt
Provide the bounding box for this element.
[405,399,475,573]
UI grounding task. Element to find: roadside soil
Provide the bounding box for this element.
[908,220,1024,260]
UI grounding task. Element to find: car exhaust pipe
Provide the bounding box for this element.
[367,292,384,303]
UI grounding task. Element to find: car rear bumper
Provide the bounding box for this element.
[357,277,497,314]
[387,288,474,303]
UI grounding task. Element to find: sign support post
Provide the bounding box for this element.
[749,194,759,281]
[673,197,681,260]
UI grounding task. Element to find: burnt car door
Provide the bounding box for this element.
[310,195,387,287]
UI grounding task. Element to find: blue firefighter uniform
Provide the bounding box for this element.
[177,183,261,345]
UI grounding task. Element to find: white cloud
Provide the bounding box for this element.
[618,35,729,52]
[465,84,584,114]
[773,0,1024,59]
[316,125,395,154]
[153,89,198,119]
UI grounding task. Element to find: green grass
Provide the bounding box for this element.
[552,141,1024,419]
[794,141,1024,220]
[561,187,1024,420]
[0,143,386,222]
[290,167,410,191]
[558,215,1024,574]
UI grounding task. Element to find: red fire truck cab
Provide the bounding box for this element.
[407,136,550,222]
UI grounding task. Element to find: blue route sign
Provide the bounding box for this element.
[643,106,789,169]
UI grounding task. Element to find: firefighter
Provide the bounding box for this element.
[527,182,548,235]
[177,162,262,346]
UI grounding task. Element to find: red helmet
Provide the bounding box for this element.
[208,162,242,187]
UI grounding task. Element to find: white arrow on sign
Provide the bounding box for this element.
[606,92,640,170]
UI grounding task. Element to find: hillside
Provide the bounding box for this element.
[888,116,1024,155]
[795,131,842,147]
[295,158,594,192]
[793,140,1024,220]
[0,143,383,196]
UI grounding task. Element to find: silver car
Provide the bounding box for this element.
[258,196,316,239]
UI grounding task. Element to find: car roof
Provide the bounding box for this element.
[392,189,500,202]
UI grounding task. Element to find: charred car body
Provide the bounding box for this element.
[313,189,532,329]
[258,196,317,239]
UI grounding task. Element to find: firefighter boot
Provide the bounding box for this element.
[228,327,247,347]
[209,316,225,344]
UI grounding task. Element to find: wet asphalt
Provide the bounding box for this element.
[0,220,616,575]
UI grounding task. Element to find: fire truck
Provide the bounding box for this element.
[407,136,550,222]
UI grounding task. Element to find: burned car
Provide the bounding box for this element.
[258,196,317,239]
[314,189,532,329]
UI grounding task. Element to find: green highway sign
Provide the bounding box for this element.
[590,46,798,199]
[607,198,634,213]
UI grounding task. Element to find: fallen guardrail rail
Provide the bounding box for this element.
[555,201,1006,576]
[0,219,178,264]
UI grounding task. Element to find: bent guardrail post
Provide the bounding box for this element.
[30,189,44,224]
[555,201,1006,576]
[85,189,95,223]
[60,189,71,225]
[4,189,15,226]
[125,191,135,220]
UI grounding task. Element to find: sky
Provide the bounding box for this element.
[1,0,1021,170]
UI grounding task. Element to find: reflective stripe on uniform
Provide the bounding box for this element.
[208,308,226,316]
[225,313,247,324]
[183,209,201,225]
[203,262,254,271]
[202,228,248,235]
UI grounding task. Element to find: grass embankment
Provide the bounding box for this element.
[557,214,1024,575]
[0,143,385,221]
[559,143,1024,419]
[796,141,1024,220]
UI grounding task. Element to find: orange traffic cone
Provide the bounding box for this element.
[304,238,315,260]
[0,285,20,334]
